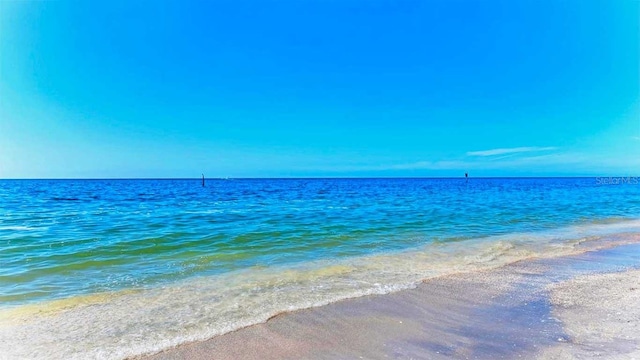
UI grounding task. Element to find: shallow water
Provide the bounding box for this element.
[147,242,640,360]
[0,178,639,358]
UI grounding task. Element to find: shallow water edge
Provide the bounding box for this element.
[145,237,640,360]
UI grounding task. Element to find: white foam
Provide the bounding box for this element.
[0,226,39,231]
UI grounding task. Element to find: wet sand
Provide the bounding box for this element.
[144,236,640,360]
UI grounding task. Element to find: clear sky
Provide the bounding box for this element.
[1,0,639,178]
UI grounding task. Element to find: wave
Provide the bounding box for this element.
[1,219,640,360]
[0,226,40,231]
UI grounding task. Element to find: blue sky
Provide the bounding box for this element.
[1,0,638,178]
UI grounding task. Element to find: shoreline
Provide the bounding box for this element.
[2,232,639,359]
[144,236,640,360]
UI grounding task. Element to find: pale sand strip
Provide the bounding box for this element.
[143,238,640,360]
[540,270,640,359]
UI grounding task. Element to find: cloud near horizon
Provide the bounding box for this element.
[466,146,557,157]
[303,151,596,174]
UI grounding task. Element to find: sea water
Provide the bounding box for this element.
[0,178,639,359]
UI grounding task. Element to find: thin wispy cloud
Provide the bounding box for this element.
[300,149,638,175]
[467,146,557,157]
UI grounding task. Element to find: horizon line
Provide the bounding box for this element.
[0,176,636,181]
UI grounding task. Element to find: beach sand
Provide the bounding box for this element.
[144,237,640,360]
[540,270,640,359]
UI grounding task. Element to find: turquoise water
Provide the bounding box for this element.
[1,178,639,305]
[1,178,640,359]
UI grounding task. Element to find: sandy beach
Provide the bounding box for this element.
[540,269,640,359]
[144,236,640,360]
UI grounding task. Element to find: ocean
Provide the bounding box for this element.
[1,178,639,359]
